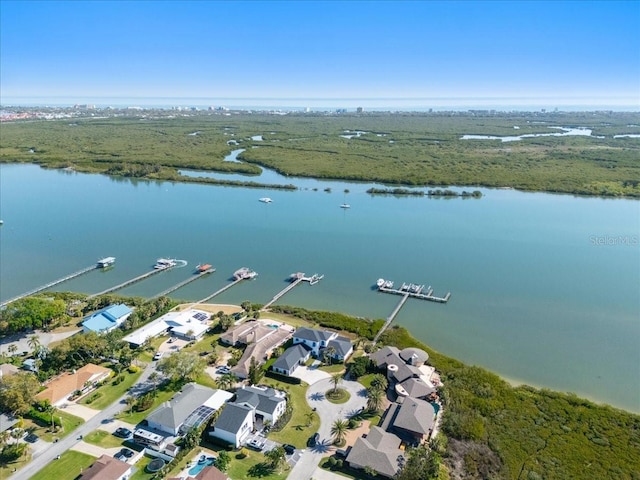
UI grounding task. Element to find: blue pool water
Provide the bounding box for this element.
[188,458,215,476]
[431,402,440,415]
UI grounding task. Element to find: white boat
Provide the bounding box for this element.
[259,197,272,203]
[97,257,116,268]
[154,258,177,269]
[340,204,350,209]
[384,280,394,289]
[234,267,258,280]
[377,278,385,288]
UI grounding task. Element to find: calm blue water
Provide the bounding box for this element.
[1,164,638,412]
[188,458,215,475]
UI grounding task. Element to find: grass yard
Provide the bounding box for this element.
[318,363,347,374]
[129,454,155,480]
[28,450,96,480]
[116,387,177,425]
[226,449,289,480]
[83,429,126,448]
[326,388,351,404]
[261,380,320,448]
[0,452,31,479]
[24,410,84,442]
[80,368,143,410]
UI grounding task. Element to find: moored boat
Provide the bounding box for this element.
[97,257,116,268]
[377,278,385,288]
[155,258,177,269]
[195,263,212,273]
[259,197,272,203]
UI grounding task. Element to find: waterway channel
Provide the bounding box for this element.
[0,163,638,412]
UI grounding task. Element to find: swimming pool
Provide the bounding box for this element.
[188,457,215,476]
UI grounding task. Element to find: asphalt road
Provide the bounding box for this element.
[11,361,157,480]
[285,377,367,480]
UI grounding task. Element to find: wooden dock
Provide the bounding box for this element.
[88,267,168,299]
[378,283,451,303]
[373,292,410,344]
[262,272,324,310]
[194,267,258,304]
[152,268,215,298]
[0,264,97,308]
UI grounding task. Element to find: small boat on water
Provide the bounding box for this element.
[97,257,116,268]
[377,278,385,288]
[155,258,177,269]
[384,280,394,289]
[259,197,272,203]
[234,267,258,280]
[340,204,351,209]
[195,263,212,273]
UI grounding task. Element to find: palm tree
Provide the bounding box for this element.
[28,335,41,353]
[323,346,336,365]
[216,372,237,391]
[264,446,286,470]
[8,344,17,356]
[331,419,349,446]
[331,373,343,394]
[305,411,316,427]
[370,374,388,393]
[44,402,57,431]
[366,387,384,413]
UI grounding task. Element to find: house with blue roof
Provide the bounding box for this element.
[82,304,132,334]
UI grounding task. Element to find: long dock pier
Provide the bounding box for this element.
[153,268,215,298]
[194,267,258,304]
[377,281,451,303]
[262,272,324,310]
[373,292,410,344]
[88,268,167,299]
[1,264,97,308]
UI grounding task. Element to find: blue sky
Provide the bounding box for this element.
[1,0,639,107]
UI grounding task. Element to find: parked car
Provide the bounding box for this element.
[168,337,176,343]
[153,352,163,361]
[247,437,266,451]
[114,427,132,438]
[283,444,295,455]
[25,433,39,443]
[307,432,320,447]
[119,448,135,458]
[216,366,231,374]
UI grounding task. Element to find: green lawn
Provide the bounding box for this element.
[0,451,31,479]
[226,449,289,480]
[80,369,143,410]
[24,410,84,442]
[83,429,126,448]
[116,387,178,425]
[28,451,95,480]
[129,454,155,480]
[326,388,351,404]
[262,380,320,448]
[318,363,347,374]
[137,336,169,362]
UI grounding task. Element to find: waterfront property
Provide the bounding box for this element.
[292,327,354,361]
[271,343,311,376]
[380,396,437,445]
[35,363,111,406]
[346,426,405,479]
[82,303,132,334]
[122,308,211,347]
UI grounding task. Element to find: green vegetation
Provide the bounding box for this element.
[226,448,289,480]
[25,408,83,441]
[83,429,126,448]
[28,450,95,480]
[0,297,67,334]
[129,454,155,480]
[2,111,638,196]
[80,368,142,409]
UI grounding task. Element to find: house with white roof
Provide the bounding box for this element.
[82,304,132,334]
[123,309,211,347]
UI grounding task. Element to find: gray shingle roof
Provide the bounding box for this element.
[399,347,429,365]
[213,403,253,433]
[293,327,335,343]
[234,386,285,416]
[392,397,435,435]
[370,346,402,368]
[326,336,352,357]
[399,378,436,399]
[272,344,309,372]
[146,383,216,432]
[346,426,404,478]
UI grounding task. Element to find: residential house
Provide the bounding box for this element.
[145,383,232,436]
[122,309,211,347]
[82,304,132,334]
[233,385,287,425]
[79,454,132,480]
[292,327,353,361]
[380,396,436,445]
[370,346,424,384]
[345,426,405,479]
[271,344,311,376]
[0,413,18,433]
[194,466,230,480]
[35,363,111,406]
[209,403,254,448]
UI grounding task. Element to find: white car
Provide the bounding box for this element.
[153,352,163,361]
[247,438,266,450]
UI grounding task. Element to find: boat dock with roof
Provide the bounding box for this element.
[376,279,451,303]
[261,272,324,310]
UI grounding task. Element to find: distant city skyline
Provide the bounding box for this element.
[1,1,638,108]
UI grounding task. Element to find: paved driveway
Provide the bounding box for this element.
[290,365,332,385]
[286,377,367,480]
